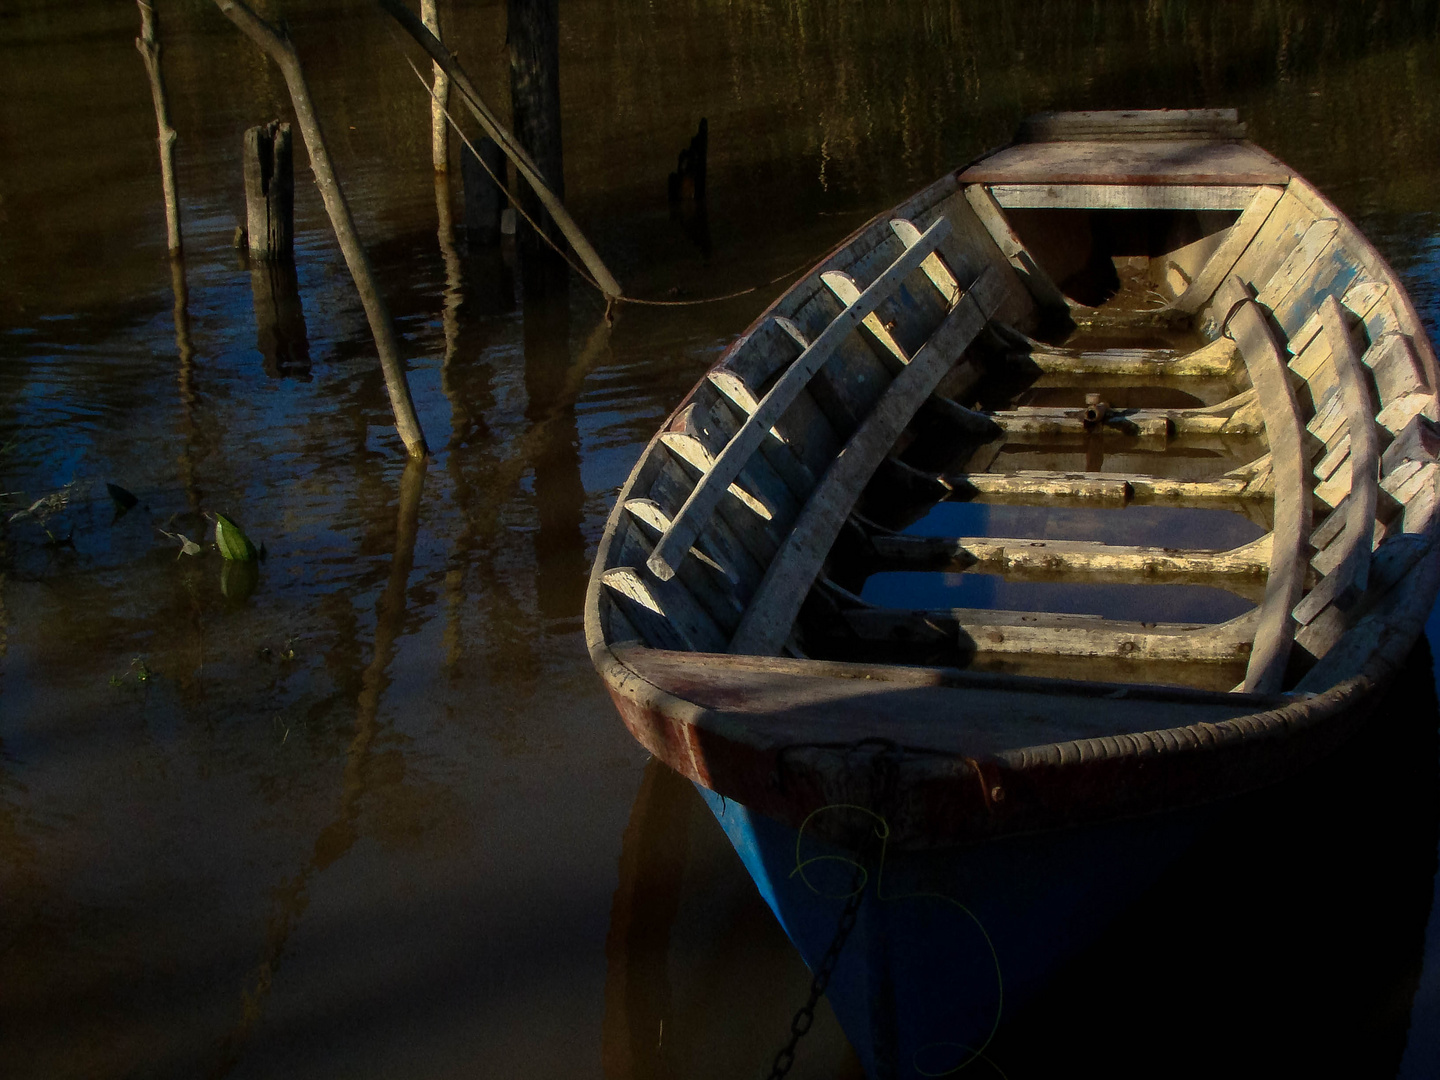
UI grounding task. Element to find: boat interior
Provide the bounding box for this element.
[593,110,1440,699]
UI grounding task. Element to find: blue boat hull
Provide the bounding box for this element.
[698,785,1210,1078]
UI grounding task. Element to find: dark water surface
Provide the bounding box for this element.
[3,2,1440,1077]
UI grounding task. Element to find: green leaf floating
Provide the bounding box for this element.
[214,513,258,562]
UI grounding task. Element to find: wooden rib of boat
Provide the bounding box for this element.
[588,107,1440,847]
[586,108,1440,1075]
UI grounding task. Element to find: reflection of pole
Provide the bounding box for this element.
[420,0,450,172]
[523,284,591,622]
[213,0,429,459]
[434,170,473,445]
[170,255,200,515]
[379,0,622,302]
[602,759,691,1080]
[210,457,426,1075]
[135,0,182,255]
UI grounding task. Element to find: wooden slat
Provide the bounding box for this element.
[822,269,913,368]
[991,408,1172,440]
[1015,109,1246,142]
[889,218,960,305]
[959,140,1289,186]
[947,464,1271,504]
[843,606,1259,664]
[869,532,1273,584]
[727,267,1005,656]
[1013,336,1241,378]
[646,215,954,581]
[962,184,1069,309]
[1173,185,1284,313]
[1215,276,1312,694]
[1292,295,1380,626]
[989,184,1257,211]
[1255,218,1339,309]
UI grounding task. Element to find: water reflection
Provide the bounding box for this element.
[2,0,1440,1076]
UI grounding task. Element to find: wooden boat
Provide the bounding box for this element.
[585,109,1440,1073]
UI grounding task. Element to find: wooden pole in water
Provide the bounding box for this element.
[419,0,450,172]
[243,120,294,261]
[211,0,428,459]
[377,0,622,303]
[507,0,563,288]
[134,0,182,255]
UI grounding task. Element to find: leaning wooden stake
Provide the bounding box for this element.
[135,0,182,255]
[419,0,449,172]
[213,0,428,458]
[378,0,623,302]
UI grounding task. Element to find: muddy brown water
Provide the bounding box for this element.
[3,2,1440,1077]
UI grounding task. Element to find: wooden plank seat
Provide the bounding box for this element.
[646,215,958,582]
[990,395,1262,438]
[865,533,1274,594]
[841,605,1258,664]
[1000,334,1243,379]
[939,460,1275,504]
[1213,276,1313,693]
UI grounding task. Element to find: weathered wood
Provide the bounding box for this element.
[962,185,1068,309]
[869,532,1273,587]
[647,216,953,581]
[889,218,959,305]
[1292,295,1381,626]
[989,184,1257,211]
[619,504,744,635]
[243,121,294,261]
[728,267,1004,655]
[419,0,449,172]
[1255,217,1340,311]
[1011,336,1242,379]
[134,1,181,255]
[991,408,1172,441]
[960,140,1288,186]
[1215,276,1311,693]
[1225,190,1314,304]
[462,137,508,246]
[215,0,428,457]
[1015,109,1247,142]
[946,463,1271,504]
[1172,185,1284,313]
[842,606,1258,664]
[378,0,622,300]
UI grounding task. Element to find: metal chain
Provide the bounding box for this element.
[762,863,866,1080]
[764,743,897,1080]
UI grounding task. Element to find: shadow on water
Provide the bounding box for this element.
[3,0,1440,1077]
[211,456,426,1078]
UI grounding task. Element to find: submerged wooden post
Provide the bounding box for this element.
[508,0,564,290]
[419,0,449,172]
[462,137,507,246]
[378,0,622,302]
[243,121,294,261]
[134,0,182,255]
[212,0,428,459]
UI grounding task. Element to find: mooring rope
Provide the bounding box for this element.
[395,45,821,315]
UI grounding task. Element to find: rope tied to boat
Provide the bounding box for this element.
[396,47,817,320]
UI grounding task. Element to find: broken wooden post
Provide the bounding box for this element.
[243,121,294,261]
[212,0,428,459]
[134,0,182,255]
[462,137,507,246]
[378,0,622,303]
[508,0,564,292]
[419,0,449,172]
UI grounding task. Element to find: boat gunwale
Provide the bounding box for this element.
[582,123,1440,847]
